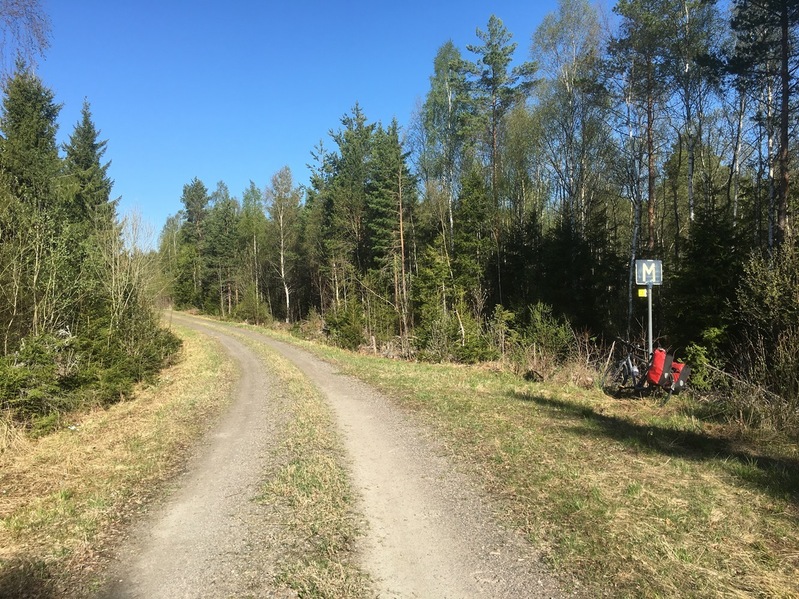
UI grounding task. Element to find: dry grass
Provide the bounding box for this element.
[210,328,373,599]
[0,326,234,598]
[0,314,370,599]
[253,330,799,598]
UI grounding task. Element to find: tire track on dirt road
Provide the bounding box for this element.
[97,318,294,599]
[175,315,565,599]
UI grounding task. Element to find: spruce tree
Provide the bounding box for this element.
[0,64,62,347]
[176,178,210,307]
[0,62,60,207]
[63,99,114,228]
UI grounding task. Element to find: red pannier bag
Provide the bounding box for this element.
[647,348,667,386]
[670,361,690,394]
[671,362,685,380]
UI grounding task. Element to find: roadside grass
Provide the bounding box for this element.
[0,326,234,599]
[208,328,373,599]
[241,325,798,598]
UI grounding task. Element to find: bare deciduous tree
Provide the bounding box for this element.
[0,0,50,74]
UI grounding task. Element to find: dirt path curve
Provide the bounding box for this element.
[98,317,291,599]
[101,314,564,598]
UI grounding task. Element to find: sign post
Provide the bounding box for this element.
[635,260,663,359]
[647,282,653,360]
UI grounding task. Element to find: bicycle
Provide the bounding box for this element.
[603,338,649,396]
[604,338,691,401]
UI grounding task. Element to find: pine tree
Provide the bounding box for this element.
[421,41,474,250]
[465,15,537,303]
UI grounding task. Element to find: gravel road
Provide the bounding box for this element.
[98,314,564,598]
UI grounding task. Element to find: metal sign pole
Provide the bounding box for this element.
[647,282,653,359]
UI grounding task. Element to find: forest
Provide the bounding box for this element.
[1,0,798,433]
[157,0,799,430]
[0,65,179,428]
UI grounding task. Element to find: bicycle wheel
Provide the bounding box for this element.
[603,358,629,397]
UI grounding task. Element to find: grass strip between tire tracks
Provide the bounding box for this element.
[215,328,372,598]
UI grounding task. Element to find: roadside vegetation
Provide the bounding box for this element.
[244,321,799,598]
[0,326,234,598]
[0,65,181,433]
[0,320,372,599]
[157,0,799,440]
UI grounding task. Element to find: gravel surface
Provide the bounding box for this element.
[97,314,565,598]
[97,318,295,599]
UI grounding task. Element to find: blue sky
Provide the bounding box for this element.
[37,0,570,238]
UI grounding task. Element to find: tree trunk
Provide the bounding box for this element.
[728,90,745,225]
[776,0,791,245]
[646,87,656,252]
[398,164,409,356]
[672,133,683,261]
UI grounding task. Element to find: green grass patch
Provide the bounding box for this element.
[229,321,799,598]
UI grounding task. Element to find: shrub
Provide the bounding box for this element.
[0,334,67,420]
[0,308,181,425]
[717,244,799,432]
[324,305,364,351]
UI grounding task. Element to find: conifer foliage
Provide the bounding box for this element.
[0,65,179,426]
[160,6,799,417]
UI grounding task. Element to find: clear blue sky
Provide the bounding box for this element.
[37,0,568,239]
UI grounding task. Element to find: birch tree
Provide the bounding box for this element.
[265,166,301,323]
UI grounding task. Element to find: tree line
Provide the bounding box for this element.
[0,64,179,427]
[160,0,799,418]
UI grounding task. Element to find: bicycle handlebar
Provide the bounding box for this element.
[615,338,643,351]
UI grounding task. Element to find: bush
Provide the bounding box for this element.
[0,308,181,425]
[291,307,326,342]
[524,302,573,360]
[717,244,799,432]
[0,334,69,420]
[324,305,364,351]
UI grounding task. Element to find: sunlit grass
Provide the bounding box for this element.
[224,331,373,599]
[232,322,799,598]
[0,325,234,597]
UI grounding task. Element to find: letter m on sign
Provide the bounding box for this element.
[635,260,663,285]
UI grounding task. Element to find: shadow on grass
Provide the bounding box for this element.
[0,558,56,599]
[515,392,799,504]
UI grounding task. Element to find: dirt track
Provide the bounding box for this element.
[98,314,563,598]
